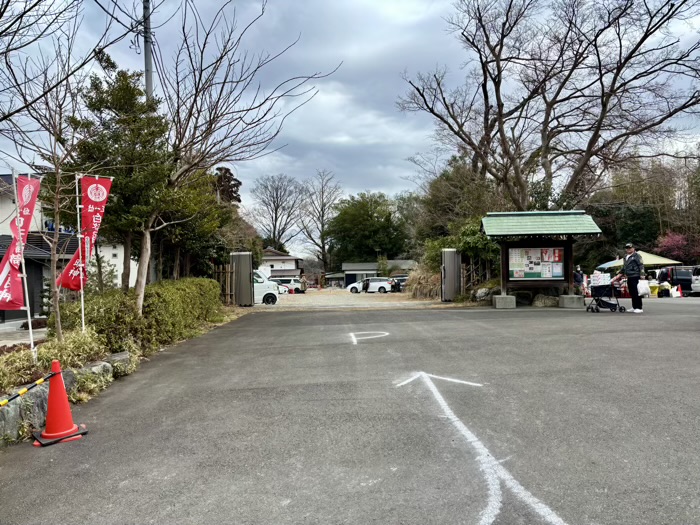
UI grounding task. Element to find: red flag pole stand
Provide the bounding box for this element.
[33,360,88,447]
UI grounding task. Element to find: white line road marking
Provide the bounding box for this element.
[424,373,483,387]
[349,331,390,345]
[398,372,569,525]
[395,372,482,388]
[395,373,422,387]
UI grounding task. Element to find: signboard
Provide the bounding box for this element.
[508,248,564,280]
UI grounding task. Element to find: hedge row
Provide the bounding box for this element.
[54,278,223,355]
[0,278,223,395]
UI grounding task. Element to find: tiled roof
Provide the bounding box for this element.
[262,247,303,260]
[25,231,79,258]
[481,211,601,237]
[341,260,417,272]
[0,235,52,260]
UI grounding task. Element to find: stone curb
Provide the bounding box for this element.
[0,352,130,445]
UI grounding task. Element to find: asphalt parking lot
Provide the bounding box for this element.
[0,298,698,524]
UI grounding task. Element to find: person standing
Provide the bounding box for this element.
[573,265,584,295]
[615,243,645,313]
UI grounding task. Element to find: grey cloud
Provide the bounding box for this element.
[77,1,466,204]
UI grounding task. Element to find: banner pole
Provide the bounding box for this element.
[11,170,36,362]
[75,174,86,333]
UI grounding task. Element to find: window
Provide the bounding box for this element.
[112,245,117,250]
[270,264,275,269]
[112,253,118,259]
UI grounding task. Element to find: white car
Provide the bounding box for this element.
[692,266,700,295]
[270,277,307,294]
[346,277,393,294]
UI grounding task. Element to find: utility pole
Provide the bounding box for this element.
[143,0,153,99]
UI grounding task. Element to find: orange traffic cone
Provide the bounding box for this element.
[33,360,88,447]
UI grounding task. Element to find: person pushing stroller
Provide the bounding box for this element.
[612,243,645,314]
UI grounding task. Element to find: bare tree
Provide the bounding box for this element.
[0,24,95,341]
[128,0,333,313]
[0,0,143,125]
[298,169,342,271]
[399,0,700,211]
[250,173,305,252]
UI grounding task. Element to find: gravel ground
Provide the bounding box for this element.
[273,287,442,309]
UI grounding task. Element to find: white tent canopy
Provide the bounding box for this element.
[596,251,681,270]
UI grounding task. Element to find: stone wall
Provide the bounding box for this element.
[0,352,129,445]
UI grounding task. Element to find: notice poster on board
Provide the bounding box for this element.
[508,248,565,280]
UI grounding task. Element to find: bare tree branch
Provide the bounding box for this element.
[298,169,343,271]
[399,0,700,210]
[0,0,145,125]
[250,173,304,250]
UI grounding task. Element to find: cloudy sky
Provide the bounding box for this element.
[99,0,465,205]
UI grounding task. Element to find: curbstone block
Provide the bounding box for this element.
[493,295,516,309]
[559,295,584,308]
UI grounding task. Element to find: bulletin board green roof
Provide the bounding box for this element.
[481,211,601,238]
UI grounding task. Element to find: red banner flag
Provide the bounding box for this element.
[57,176,112,291]
[0,176,42,310]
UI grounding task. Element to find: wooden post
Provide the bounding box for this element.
[500,243,508,295]
[565,237,574,295]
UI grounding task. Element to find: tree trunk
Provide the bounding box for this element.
[95,242,104,293]
[135,216,156,315]
[157,238,164,281]
[50,213,63,342]
[184,253,191,277]
[121,231,132,292]
[173,246,181,279]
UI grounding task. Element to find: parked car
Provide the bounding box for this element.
[692,266,700,295]
[277,284,289,294]
[270,277,307,294]
[657,266,694,297]
[391,275,408,292]
[253,271,279,305]
[346,277,393,294]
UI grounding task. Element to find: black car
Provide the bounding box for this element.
[657,266,694,297]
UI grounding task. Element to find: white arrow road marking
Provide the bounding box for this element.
[349,331,389,345]
[395,373,482,388]
[397,372,569,525]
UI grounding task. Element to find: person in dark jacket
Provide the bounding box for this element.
[573,266,584,294]
[614,243,645,313]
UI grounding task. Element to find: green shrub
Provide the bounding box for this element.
[49,290,144,354]
[0,350,35,394]
[0,329,105,395]
[142,278,222,348]
[50,278,222,355]
[112,352,140,378]
[36,328,106,370]
[69,371,114,403]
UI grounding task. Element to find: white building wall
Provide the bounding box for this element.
[262,258,298,270]
[0,195,46,236]
[100,243,139,288]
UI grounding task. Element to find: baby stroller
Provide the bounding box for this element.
[586,284,626,313]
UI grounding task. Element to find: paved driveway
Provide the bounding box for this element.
[0,299,698,524]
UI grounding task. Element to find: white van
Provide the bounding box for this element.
[253,271,279,305]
